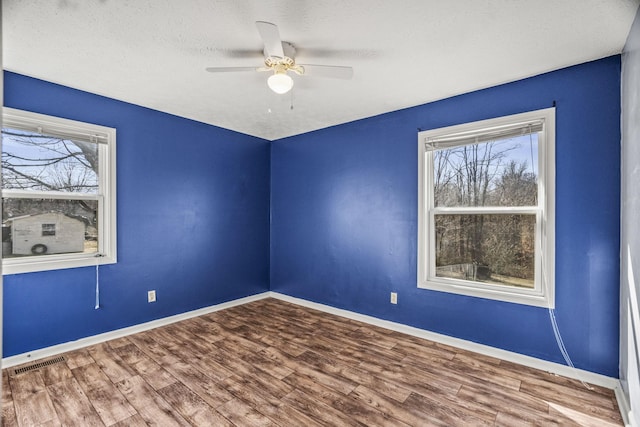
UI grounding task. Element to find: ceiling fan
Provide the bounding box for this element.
[206,21,354,95]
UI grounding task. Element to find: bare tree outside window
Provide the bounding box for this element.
[2,128,98,193]
[433,135,538,288]
[2,128,100,258]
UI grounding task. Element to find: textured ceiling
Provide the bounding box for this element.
[3,0,639,140]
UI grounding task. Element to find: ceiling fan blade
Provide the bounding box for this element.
[205,67,261,73]
[256,21,284,58]
[297,64,354,80]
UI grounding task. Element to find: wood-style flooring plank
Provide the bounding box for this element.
[403,390,495,426]
[112,342,177,391]
[216,398,278,427]
[72,362,115,392]
[267,403,325,427]
[340,364,413,403]
[349,384,449,427]
[207,348,296,401]
[357,358,462,398]
[165,344,236,384]
[402,352,521,393]
[82,383,138,426]
[163,360,235,409]
[115,375,190,426]
[336,335,407,366]
[546,400,624,427]
[499,358,615,396]
[398,369,500,422]
[282,388,366,427]
[457,382,557,423]
[2,298,623,426]
[107,337,133,349]
[390,337,458,361]
[240,350,295,381]
[520,378,623,423]
[253,332,309,358]
[1,372,19,427]
[292,347,414,403]
[72,362,138,426]
[346,326,401,350]
[157,381,234,427]
[220,374,290,423]
[63,348,95,370]
[127,331,182,367]
[47,378,103,426]
[222,371,324,427]
[109,413,148,427]
[87,343,136,385]
[283,371,412,427]
[494,410,569,427]
[447,351,522,390]
[40,361,75,387]
[9,371,60,426]
[202,311,247,331]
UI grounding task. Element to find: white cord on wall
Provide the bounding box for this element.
[95,263,100,309]
[529,128,593,391]
[545,290,594,390]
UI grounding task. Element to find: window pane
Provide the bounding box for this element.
[2,198,98,258]
[1,127,98,193]
[433,134,538,207]
[434,214,535,288]
[41,223,56,236]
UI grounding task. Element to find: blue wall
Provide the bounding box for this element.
[271,56,621,376]
[3,72,271,357]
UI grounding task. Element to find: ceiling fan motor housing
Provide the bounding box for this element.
[264,43,303,75]
[264,41,296,61]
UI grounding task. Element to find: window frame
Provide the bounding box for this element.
[417,108,555,308]
[2,107,117,275]
[42,223,56,236]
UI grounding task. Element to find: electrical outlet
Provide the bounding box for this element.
[148,290,156,303]
[390,292,397,304]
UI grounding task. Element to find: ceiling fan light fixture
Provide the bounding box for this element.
[267,72,293,94]
[206,22,353,95]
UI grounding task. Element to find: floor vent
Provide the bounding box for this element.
[13,356,66,375]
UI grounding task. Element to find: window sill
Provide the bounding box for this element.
[2,253,116,275]
[418,278,553,308]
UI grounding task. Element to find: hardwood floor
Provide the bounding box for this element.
[2,298,623,426]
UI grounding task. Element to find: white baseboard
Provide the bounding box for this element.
[2,292,270,368]
[614,384,637,427]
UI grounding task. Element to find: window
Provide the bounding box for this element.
[2,108,116,274]
[417,108,555,307]
[42,224,56,236]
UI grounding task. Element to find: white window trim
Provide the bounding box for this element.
[417,108,555,308]
[2,107,117,274]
